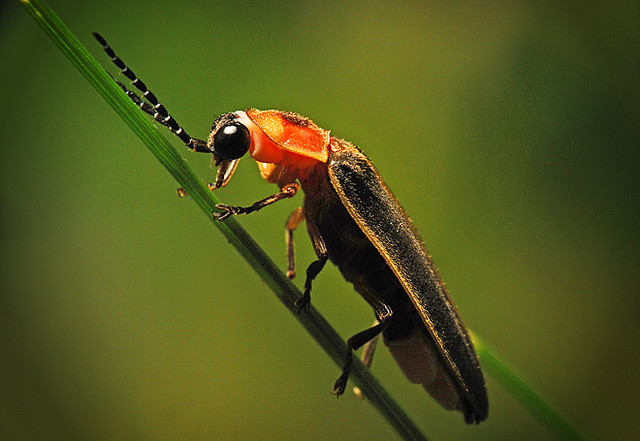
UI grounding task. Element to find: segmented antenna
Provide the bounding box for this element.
[93,32,209,153]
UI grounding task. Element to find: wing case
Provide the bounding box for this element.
[327,141,488,423]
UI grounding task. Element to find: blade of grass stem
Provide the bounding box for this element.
[472,334,588,441]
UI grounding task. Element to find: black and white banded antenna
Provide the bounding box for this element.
[93,32,210,154]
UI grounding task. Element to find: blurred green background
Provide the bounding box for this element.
[1,1,638,440]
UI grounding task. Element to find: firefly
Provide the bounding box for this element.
[94,32,488,424]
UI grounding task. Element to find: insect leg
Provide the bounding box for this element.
[334,319,392,396]
[294,255,328,312]
[334,296,394,396]
[213,183,299,221]
[294,217,328,312]
[353,320,380,399]
[284,207,305,279]
[93,32,209,153]
[360,326,380,368]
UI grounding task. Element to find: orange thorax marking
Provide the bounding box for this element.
[246,109,330,163]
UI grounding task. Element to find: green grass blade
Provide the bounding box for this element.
[20,0,428,440]
[472,333,588,441]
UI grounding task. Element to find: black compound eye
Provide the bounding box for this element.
[213,122,251,160]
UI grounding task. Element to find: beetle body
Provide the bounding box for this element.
[240,110,487,423]
[94,33,488,424]
[207,108,488,423]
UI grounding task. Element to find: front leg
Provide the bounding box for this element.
[213,183,299,221]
